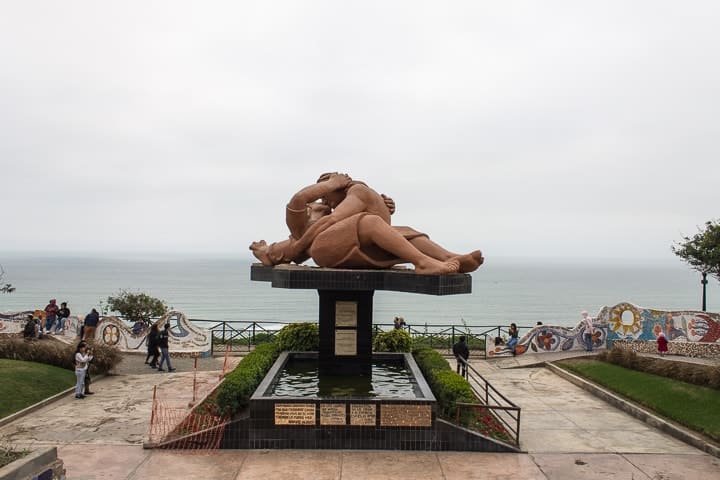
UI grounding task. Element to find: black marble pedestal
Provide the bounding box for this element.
[251,264,472,376]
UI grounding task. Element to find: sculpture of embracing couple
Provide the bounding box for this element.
[250,173,484,275]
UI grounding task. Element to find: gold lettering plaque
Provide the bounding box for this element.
[350,404,376,426]
[274,403,316,425]
[335,301,358,327]
[320,404,347,425]
[380,404,432,427]
[335,329,357,356]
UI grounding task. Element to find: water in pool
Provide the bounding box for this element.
[270,359,421,398]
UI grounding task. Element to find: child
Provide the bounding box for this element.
[657,331,668,356]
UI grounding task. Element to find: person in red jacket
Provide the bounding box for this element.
[657,331,668,356]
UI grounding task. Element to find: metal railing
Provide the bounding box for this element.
[201,319,536,356]
[455,356,521,448]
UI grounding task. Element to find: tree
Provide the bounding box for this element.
[106,290,168,325]
[0,264,15,294]
[672,219,720,311]
[672,220,720,280]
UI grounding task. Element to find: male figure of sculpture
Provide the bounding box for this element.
[250,173,484,275]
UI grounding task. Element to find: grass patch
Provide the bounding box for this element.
[559,359,720,442]
[0,359,76,418]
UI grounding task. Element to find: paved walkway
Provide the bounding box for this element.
[1,353,719,479]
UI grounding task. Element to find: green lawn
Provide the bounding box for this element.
[0,359,76,418]
[558,359,720,442]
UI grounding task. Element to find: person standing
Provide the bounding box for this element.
[55,302,70,335]
[453,335,470,377]
[74,342,93,399]
[157,323,176,372]
[582,311,594,352]
[83,308,100,342]
[44,299,59,333]
[145,323,160,368]
[657,331,668,356]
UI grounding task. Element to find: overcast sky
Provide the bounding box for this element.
[1,1,718,263]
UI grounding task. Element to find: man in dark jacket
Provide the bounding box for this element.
[83,308,100,341]
[453,336,470,377]
[145,324,160,368]
[156,323,176,372]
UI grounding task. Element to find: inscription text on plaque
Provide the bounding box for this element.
[334,329,357,356]
[275,403,316,425]
[335,301,358,327]
[350,404,376,426]
[320,404,347,425]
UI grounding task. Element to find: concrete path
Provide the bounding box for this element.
[2,354,719,479]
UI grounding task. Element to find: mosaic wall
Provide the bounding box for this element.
[612,339,720,358]
[487,320,608,357]
[0,310,211,354]
[601,302,720,345]
[486,302,720,358]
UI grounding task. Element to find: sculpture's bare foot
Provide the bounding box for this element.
[249,240,274,266]
[452,250,484,273]
[415,258,460,275]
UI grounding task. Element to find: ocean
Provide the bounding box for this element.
[0,255,716,329]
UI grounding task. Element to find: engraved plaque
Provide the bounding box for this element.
[274,403,316,425]
[320,404,346,425]
[350,404,376,426]
[335,301,358,327]
[335,329,357,356]
[380,404,432,427]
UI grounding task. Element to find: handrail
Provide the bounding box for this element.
[454,356,521,447]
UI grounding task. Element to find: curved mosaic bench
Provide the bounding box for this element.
[600,302,720,344]
[0,310,211,356]
[89,311,211,355]
[487,318,608,357]
[487,302,720,358]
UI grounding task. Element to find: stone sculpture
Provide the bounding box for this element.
[250,173,483,275]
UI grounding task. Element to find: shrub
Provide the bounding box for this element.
[106,290,168,325]
[373,329,412,352]
[215,342,280,416]
[275,322,319,352]
[412,347,476,422]
[599,347,720,390]
[0,338,122,374]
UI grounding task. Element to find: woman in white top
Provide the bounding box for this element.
[74,342,93,399]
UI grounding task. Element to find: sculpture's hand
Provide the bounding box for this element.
[326,173,352,190]
[381,194,396,215]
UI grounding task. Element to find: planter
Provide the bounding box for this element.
[0,447,64,480]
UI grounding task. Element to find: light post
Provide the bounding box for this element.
[701,272,708,312]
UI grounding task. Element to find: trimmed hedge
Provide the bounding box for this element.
[0,337,122,374]
[373,329,412,352]
[215,342,280,416]
[412,347,476,422]
[275,322,319,352]
[598,348,720,390]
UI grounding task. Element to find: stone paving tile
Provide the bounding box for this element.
[531,453,649,480]
[622,453,720,480]
[130,450,247,480]
[437,452,547,480]
[237,450,341,480]
[467,361,708,456]
[58,444,150,480]
[340,451,445,480]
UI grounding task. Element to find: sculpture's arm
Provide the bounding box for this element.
[283,189,368,260]
[286,174,351,239]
